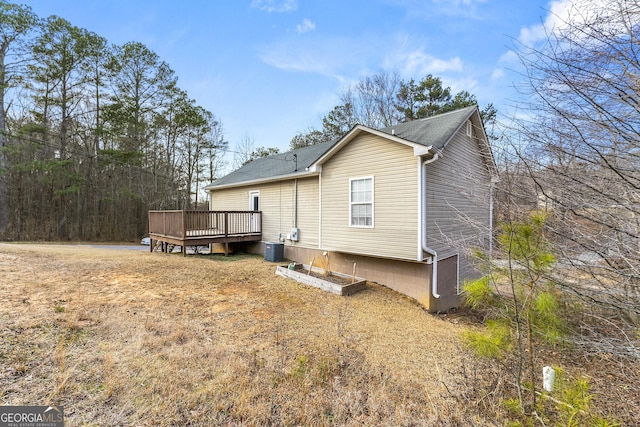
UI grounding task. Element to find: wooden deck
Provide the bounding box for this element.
[148,210,262,256]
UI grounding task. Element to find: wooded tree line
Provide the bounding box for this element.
[0,1,227,241]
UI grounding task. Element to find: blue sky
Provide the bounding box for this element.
[24,0,563,158]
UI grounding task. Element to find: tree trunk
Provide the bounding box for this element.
[0,47,9,235]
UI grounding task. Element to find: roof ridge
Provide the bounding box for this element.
[416,105,477,122]
[207,105,483,189]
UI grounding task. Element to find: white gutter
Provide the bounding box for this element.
[421,152,440,299]
[204,170,317,191]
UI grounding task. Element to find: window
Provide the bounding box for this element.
[349,177,374,227]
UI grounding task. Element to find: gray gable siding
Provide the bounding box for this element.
[425,125,492,281]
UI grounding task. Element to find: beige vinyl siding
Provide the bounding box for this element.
[425,126,492,280]
[209,177,319,248]
[321,133,419,260]
[295,178,319,247]
[209,187,251,213]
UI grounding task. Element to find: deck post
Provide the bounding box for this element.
[181,211,186,239]
[163,211,167,236]
[224,212,229,256]
[182,211,187,257]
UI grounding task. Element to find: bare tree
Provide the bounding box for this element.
[340,71,402,128]
[203,114,227,184]
[510,0,640,322]
[233,134,255,169]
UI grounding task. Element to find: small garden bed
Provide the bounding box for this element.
[275,263,366,296]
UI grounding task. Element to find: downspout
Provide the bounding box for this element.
[294,178,298,228]
[318,170,322,248]
[488,176,499,274]
[489,179,494,262]
[293,153,299,230]
[421,153,440,299]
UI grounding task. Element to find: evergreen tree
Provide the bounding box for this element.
[0,0,37,235]
[464,212,564,413]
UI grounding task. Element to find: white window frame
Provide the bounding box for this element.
[349,176,374,228]
[248,190,260,233]
[249,190,260,211]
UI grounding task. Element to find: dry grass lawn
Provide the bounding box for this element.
[0,243,491,426]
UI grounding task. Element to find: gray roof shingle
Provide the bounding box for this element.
[205,105,477,189]
[204,139,338,189]
[378,105,476,150]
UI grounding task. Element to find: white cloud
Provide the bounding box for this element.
[497,1,573,69]
[388,46,463,77]
[388,0,489,19]
[250,0,297,13]
[513,0,574,47]
[491,68,505,81]
[517,22,547,47]
[431,0,488,9]
[259,42,339,76]
[258,36,377,80]
[498,50,518,64]
[515,0,621,48]
[296,18,316,34]
[447,76,479,94]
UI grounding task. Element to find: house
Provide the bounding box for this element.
[204,106,497,311]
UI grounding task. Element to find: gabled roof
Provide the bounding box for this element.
[205,105,488,190]
[311,106,479,167]
[203,139,337,189]
[378,105,477,150]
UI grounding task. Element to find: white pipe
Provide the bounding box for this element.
[489,177,498,265]
[318,170,322,248]
[421,153,440,299]
[543,366,555,392]
[294,178,298,228]
[456,253,460,295]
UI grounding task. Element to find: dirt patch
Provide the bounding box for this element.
[290,264,356,286]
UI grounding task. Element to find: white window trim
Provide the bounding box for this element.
[249,190,260,211]
[349,176,374,228]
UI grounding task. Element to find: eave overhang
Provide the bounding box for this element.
[204,170,319,192]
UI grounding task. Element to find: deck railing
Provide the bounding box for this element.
[148,210,261,239]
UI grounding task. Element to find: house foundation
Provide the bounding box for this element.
[243,242,460,312]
